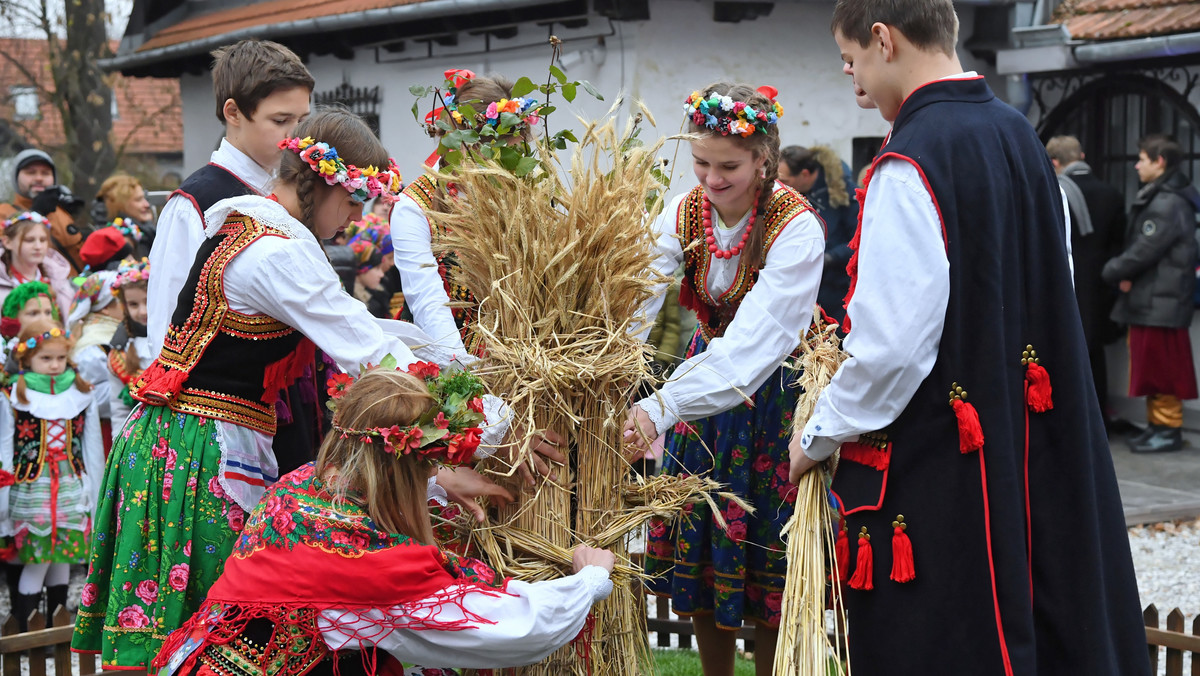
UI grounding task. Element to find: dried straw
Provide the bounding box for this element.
[773,311,851,676]
[425,108,706,676]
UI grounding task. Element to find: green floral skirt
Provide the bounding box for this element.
[72,405,248,669]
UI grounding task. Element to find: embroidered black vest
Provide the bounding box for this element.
[132,214,307,434]
[677,184,814,342]
[172,164,256,219]
[11,408,86,483]
[402,175,482,354]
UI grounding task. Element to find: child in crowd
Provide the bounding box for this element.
[69,271,121,449]
[79,226,135,272]
[349,239,390,318]
[624,83,825,676]
[0,212,73,321]
[154,364,613,676]
[1,281,61,356]
[0,318,102,631]
[105,260,152,433]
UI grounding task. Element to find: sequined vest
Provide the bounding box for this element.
[677,184,814,342]
[11,408,86,483]
[402,175,482,354]
[132,214,309,434]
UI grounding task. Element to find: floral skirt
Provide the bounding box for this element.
[72,405,248,669]
[644,333,799,630]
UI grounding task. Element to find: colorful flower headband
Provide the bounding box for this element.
[15,326,69,357]
[111,258,149,295]
[327,359,486,466]
[110,217,142,242]
[424,68,542,136]
[1,211,51,231]
[277,137,404,203]
[684,86,784,138]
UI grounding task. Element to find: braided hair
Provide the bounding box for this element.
[277,107,389,238]
[687,82,782,272]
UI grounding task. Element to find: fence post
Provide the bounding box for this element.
[53,608,73,676]
[1192,614,1199,676]
[1167,608,1185,676]
[1,615,19,676]
[27,611,46,676]
[1146,604,1160,672]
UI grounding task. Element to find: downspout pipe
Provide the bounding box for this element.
[1074,31,1200,63]
[100,0,555,72]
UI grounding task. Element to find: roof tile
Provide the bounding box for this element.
[1054,0,1200,40]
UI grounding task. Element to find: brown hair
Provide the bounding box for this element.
[315,368,438,544]
[780,145,850,208]
[116,280,148,376]
[211,39,314,124]
[831,0,959,56]
[441,75,515,135]
[1045,136,1083,166]
[1140,133,1182,171]
[96,174,144,221]
[1,218,52,275]
[14,317,92,405]
[687,82,782,271]
[276,108,389,234]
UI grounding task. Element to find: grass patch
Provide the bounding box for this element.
[651,648,756,676]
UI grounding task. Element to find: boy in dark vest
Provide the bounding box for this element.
[146,39,315,470]
[788,1,1150,674]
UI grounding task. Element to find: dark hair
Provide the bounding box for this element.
[117,280,148,377]
[211,40,315,123]
[687,81,781,272]
[781,146,821,175]
[781,145,850,208]
[277,108,389,234]
[1139,134,1182,171]
[831,0,959,56]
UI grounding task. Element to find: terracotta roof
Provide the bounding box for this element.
[1053,0,1200,40]
[0,38,181,154]
[138,0,432,52]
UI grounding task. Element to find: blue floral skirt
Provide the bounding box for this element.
[644,332,799,629]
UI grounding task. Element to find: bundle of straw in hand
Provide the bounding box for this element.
[773,310,851,676]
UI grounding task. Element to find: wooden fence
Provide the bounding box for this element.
[3,603,1199,673]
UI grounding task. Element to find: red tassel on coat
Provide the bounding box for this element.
[890,516,915,583]
[848,527,874,591]
[1025,362,1053,412]
[835,526,850,582]
[951,398,985,453]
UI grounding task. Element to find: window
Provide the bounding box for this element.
[11,86,37,120]
[314,83,381,137]
[111,94,120,121]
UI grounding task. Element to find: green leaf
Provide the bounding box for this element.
[512,76,538,97]
[562,82,577,102]
[443,149,463,166]
[435,119,453,131]
[554,129,578,143]
[409,85,430,97]
[538,105,556,116]
[515,156,539,176]
[457,103,477,120]
[499,112,523,129]
[580,80,603,100]
[411,101,421,122]
[417,426,450,446]
[555,138,567,150]
[380,353,398,370]
[549,64,567,84]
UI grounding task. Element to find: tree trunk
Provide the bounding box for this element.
[51,0,115,207]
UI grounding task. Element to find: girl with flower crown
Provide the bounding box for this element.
[623,82,825,676]
[153,364,614,676]
[105,259,153,435]
[73,109,529,669]
[0,317,102,632]
[0,212,74,321]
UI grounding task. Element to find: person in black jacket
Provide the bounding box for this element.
[779,145,858,325]
[1102,134,1200,452]
[1046,136,1127,425]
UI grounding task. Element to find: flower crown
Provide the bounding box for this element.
[1,211,51,231]
[327,358,487,466]
[277,137,404,203]
[109,217,142,242]
[684,86,784,138]
[15,326,69,357]
[111,258,149,295]
[426,68,543,137]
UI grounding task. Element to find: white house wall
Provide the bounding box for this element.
[180,0,999,194]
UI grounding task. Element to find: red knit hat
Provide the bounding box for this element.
[80,227,132,268]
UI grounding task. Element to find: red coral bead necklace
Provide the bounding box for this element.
[703,190,760,259]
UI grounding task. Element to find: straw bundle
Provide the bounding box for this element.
[426,108,682,676]
[773,311,851,676]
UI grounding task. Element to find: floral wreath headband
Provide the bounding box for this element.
[424,68,543,137]
[15,326,70,357]
[277,137,404,203]
[684,85,784,138]
[1,211,51,232]
[111,258,149,295]
[109,217,142,242]
[326,358,486,466]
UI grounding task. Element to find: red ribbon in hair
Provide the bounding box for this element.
[756,85,779,102]
[444,68,475,89]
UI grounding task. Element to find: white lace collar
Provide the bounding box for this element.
[9,384,92,420]
[204,195,316,243]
